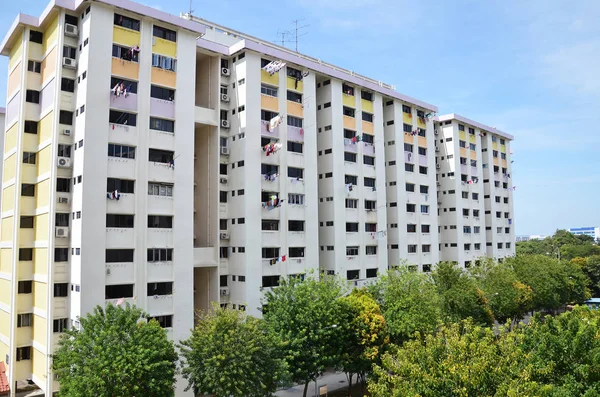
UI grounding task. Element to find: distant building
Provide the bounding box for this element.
[516,235,545,242]
[569,227,600,241]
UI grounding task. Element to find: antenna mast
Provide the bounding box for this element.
[291,19,309,52]
[188,0,194,15]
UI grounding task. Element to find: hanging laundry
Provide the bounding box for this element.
[262,60,286,75]
[116,297,125,306]
[277,255,287,263]
[107,190,121,200]
[299,128,304,135]
[374,230,387,240]
[169,159,175,169]
[351,136,357,144]
[270,259,277,265]
[345,183,353,194]
[268,115,283,131]
[508,219,513,225]
[344,138,352,146]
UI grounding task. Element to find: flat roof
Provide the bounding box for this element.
[435,113,514,140]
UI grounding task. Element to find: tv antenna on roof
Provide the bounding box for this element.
[291,19,309,52]
[274,29,294,48]
[188,0,194,15]
[275,19,310,52]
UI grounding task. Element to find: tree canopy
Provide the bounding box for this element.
[52,304,178,397]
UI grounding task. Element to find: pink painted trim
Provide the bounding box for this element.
[0,107,5,114]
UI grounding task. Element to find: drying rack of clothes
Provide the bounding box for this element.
[107,190,121,200]
[261,195,284,210]
[267,115,283,132]
[267,255,287,265]
[263,173,279,182]
[262,60,286,75]
[111,82,133,98]
[370,230,387,240]
[263,142,282,156]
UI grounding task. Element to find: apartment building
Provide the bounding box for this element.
[435,114,515,266]
[0,0,513,395]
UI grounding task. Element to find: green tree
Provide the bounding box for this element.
[337,289,389,394]
[262,273,346,397]
[582,255,600,296]
[179,304,287,397]
[369,267,441,343]
[52,304,178,397]
[560,243,600,261]
[432,261,494,326]
[368,320,523,397]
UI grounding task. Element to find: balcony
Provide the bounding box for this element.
[287,76,302,92]
[106,228,134,247]
[288,125,304,142]
[287,101,303,118]
[110,92,137,112]
[150,97,175,119]
[342,94,355,108]
[343,115,356,130]
[361,98,373,113]
[146,294,173,315]
[261,121,279,138]
[111,57,139,80]
[261,69,279,85]
[261,94,279,112]
[361,120,374,134]
[106,192,135,214]
[148,228,173,247]
[417,116,427,129]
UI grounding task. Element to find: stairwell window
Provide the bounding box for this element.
[25,90,40,104]
[151,54,177,72]
[30,30,43,44]
[28,60,41,73]
[16,347,32,361]
[17,313,33,327]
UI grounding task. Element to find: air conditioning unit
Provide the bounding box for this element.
[221,94,230,102]
[221,67,230,76]
[221,120,230,128]
[58,197,69,204]
[57,157,72,168]
[220,232,230,240]
[436,164,441,169]
[64,23,78,37]
[62,57,77,69]
[220,288,230,296]
[63,129,71,136]
[435,147,440,152]
[219,177,228,184]
[55,227,69,238]
[220,147,230,156]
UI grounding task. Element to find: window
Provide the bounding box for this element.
[16,346,32,361]
[219,247,229,259]
[109,110,137,126]
[289,220,305,232]
[459,140,467,148]
[149,117,175,133]
[362,134,374,144]
[345,175,358,185]
[19,248,33,261]
[108,144,136,159]
[112,44,139,62]
[62,45,76,59]
[219,191,228,203]
[365,200,376,210]
[419,166,428,175]
[151,54,177,72]
[106,249,134,263]
[346,245,359,256]
[406,204,416,212]
[17,313,33,328]
[463,226,472,234]
[111,77,138,94]
[28,60,41,73]
[106,178,134,194]
[26,90,40,104]
[473,210,480,217]
[105,284,134,299]
[149,149,174,164]
[54,283,68,297]
[18,281,33,294]
[147,282,173,296]
[54,248,68,262]
[261,84,278,97]
[364,178,376,188]
[153,25,176,41]
[21,183,35,197]
[363,155,375,166]
[53,318,68,333]
[106,214,134,228]
[287,91,302,103]
[149,315,173,328]
[147,248,173,262]
[346,223,359,233]
[344,129,356,139]
[260,110,278,122]
[474,243,481,250]
[262,276,280,288]
[114,13,140,30]
[403,123,413,133]
[287,141,303,153]
[287,115,303,128]
[407,224,416,233]
[288,193,305,205]
[421,205,429,214]
[472,193,479,200]
[406,183,415,192]
[362,112,373,122]
[474,226,481,234]
[288,167,304,179]
[57,144,71,158]
[405,163,414,172]
[262,248,280,259]
[343,107,355,117]
[289,247,305,258]
[30,30,43,43]
[365,223,377,233]
[408,245,417,253]
[20,216,34,229]
[148,215,173,228]
[151,85,175,101]
[342,83,355,96]
[344,152,357,163]
[345,198,358,209]
[422,245,431,253]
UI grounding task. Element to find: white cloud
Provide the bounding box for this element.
[541,40,600,95]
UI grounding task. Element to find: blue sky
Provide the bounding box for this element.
[1,0,599,236]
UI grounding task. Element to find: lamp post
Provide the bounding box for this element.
[314,324,338,397]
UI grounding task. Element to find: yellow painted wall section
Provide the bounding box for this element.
[35,179,50,208]
[33,283,47,312]
[33,348,47,383]
[361,99,373,113]
[500,144,506,153]
[22,163,37,184]
[42,15,59,55]
[260,95,278,112]
[286,76,303,92]
[470,151,477,160]
[0,310,9,338]
[33,315,47,347]
[39,111,54,144]
[361,121,374,134]
[4,154,16,182]
[7,63,21,96]
[459,131,466,140]
[113,26,141,47]
[37,146,52,176]
[469,134,476,144]
[41,47,56,83]
[342,94,355,108]
[2,185,15,212]
[0,279,11,304]
[493,157,499,166]
[343,116,356,130]
[5,123,18,153]
[151,67,176,88]
[0,248,12,273]
[153,37,177,58]
[23,133,38,152]
[502,159,507,167]
[261,69,278,86]
[492,142,499,150]
[34,213,48,241]
[33,248,47,275]
[112,57,140,80]
[417,118,426,129]
[287,101,303,118]
[402,113,412,125]
[9,33,23,70]
[1,217,14,242]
